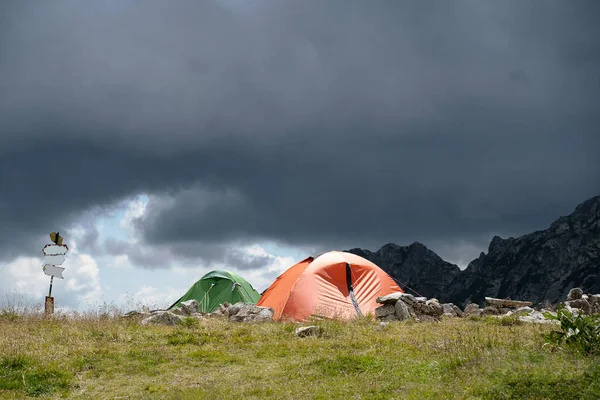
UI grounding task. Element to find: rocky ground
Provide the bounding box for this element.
[124,299,275,326]
[127,286,600,332]
[373,286,600,325]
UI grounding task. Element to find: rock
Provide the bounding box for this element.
[451,305,464,317]
[412,301,435,316]
[426,299,444,316]
[397,293,417,305]
[378,322,389,329]
[296,326,320,337]
[482,306,500,316]
[180,300,199,315]
[375,304,396,318]
[484,297,533,308]
[228,302,274,322]
[464,303,480,315]
[379,314,398,322]
[567,298,592,314]
[141,311,184,326]
[562,303,580,316]
[415,297,428,303]
[376,292,405,304]
[567,288,583,301]
[394,299,412,321]
[588,295,600,313]
[512,306,534,316]
[499,307,512,314]
[442,304,457,317]
[210,302,231,317]
[519,311,559,324]
[468,309,483,317]
[122,311,149,319]
[170,307,185,316]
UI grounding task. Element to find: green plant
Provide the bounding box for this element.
[543,304,600,354]
[181,316,199,327]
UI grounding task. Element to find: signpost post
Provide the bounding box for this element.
[42,232,68,315]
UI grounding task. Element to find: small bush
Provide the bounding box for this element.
[543,304,600,354]
[181,317,199,328]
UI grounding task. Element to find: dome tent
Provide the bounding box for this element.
[168,270,260,313]
[257,251,402,321]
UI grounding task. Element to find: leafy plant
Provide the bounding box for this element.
[543,304,600,354]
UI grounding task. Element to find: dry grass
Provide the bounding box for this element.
[1,310,599,400]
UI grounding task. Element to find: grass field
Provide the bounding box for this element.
[1,310,599,400]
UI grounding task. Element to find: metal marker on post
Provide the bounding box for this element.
[42,232,68,315]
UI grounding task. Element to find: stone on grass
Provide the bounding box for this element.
[376,292,405,304]
[296,326,321,337]
[228,302,274,323]
[464,303,480,315]
[180,300,199,315]
[426,299,444,316]
[567,287,583,301]
[519,311,559,324]
[397,293,417,305]
[141,311,184,326]
[512,306,534,316]
[482,306,500,316]
[567,298,591,314]
[375,304,396,318]
[394,300,412,321]
[442,303,457,317]
[451,305,464,317]
[170,307,185,316]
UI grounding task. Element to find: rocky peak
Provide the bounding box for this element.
[346,242,461,301]
[350,195,600,308]
[445,195,600,306]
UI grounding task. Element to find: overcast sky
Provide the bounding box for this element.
[1,0,599,310]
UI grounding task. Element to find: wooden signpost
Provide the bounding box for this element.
[42,232,68,315]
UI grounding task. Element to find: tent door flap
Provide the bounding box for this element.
[345,263,363,317]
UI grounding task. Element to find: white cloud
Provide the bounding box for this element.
[120,195,148,237]
[119,284,184,310]
[65,254,102,303]
[113,254,134,269]
[0,251,102,310]
[1,257,49,302]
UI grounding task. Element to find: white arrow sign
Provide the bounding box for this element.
[43,264,65,279]
[42,244,69,256]
[44,254,65,265]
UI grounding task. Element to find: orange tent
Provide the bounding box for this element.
[257,251,402,321]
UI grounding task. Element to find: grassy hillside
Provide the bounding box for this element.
[1,311,599,400]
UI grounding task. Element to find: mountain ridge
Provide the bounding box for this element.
[346,195,600,307]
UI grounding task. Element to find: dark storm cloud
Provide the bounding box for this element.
[103,235,276,271]
[1,0,599,264]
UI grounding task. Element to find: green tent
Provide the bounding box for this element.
[168,270,260,312]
